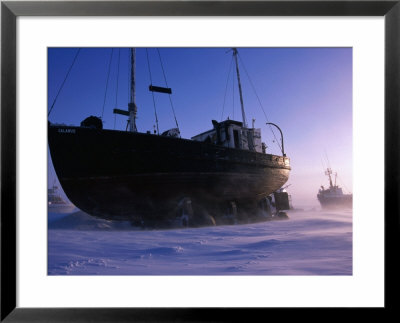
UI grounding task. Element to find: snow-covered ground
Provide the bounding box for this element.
[48,207,352,275]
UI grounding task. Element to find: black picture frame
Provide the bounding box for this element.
[1,1,399,321]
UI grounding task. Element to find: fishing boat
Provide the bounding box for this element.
[317,168,352,209]
[48,48,291,226]
[48,181,76,213]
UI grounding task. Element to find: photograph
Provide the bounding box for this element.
[47,47,353,275]
[3,0,397,318]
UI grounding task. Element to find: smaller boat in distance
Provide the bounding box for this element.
[48,181,76,213]
[317,168,352,209]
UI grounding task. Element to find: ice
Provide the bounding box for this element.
[48,207,352,275]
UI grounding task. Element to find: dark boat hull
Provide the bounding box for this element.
[317,194,353,209]
[48,125,291,221]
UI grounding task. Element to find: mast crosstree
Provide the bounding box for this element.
[114,48,174,133]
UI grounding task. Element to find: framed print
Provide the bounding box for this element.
[1,1,399,321]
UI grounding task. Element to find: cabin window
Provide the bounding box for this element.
[233,130,240,148]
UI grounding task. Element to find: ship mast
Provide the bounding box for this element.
[232,48,247,128]
[325,168,334,188]
[128,48,138,132]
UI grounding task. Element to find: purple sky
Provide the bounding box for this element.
[48,47,352,207]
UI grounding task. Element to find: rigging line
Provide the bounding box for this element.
[237,53,282,152]
[336,174,351,193]
[125,119,130,131]
[115,49,121,108]
[220,55,234,122]
[156,49,180,133]
[146,49,160,135]
[324,149,332,169]
[321,157,327,172]
[232,64,235,120]
[48,48,81,117]
[127,50,130,106]
[101,48,114,120]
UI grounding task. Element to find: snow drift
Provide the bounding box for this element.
[48,208,352,275]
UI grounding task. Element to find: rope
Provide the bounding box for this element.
[146,49,160,135]
[115,49,121,108]
[101,49,114,119]
[114,49,121,130]
[324,150,332,169]
[232,65,235,120]
[237,53,282,152]
[48,48,81,117]
[127,50,130,108]
[336,174,352,193]
[157,49,180,135]
[220,55,234,121]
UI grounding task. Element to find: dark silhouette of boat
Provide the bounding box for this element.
[48,181,76,213]
[317,168,352,209]
[48,48,291,226]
